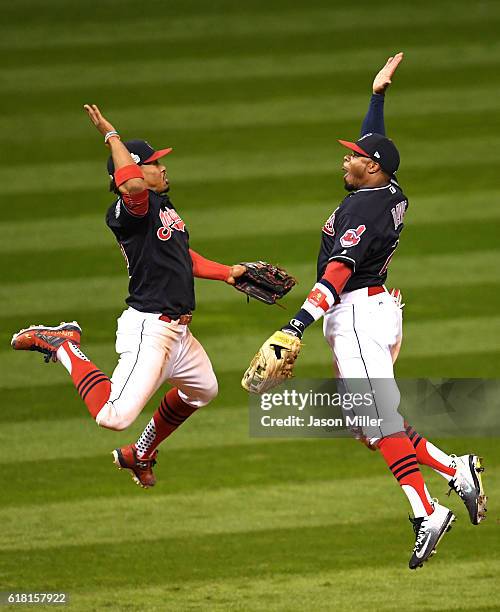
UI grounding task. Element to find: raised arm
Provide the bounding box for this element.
[360,52,404,137]
[84,104,146,196]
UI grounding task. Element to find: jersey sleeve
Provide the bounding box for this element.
[328,210,377,272]
[360,93,385,137]
[109,195,149,231]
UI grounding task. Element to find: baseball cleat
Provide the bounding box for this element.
[408,502,455,570]
[112,444,157,488]
[11,321,81,363]
[448,454,487,525]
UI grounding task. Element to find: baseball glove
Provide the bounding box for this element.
[234,261,296,305]
[241,330,302,394]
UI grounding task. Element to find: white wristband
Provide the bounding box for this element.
[301,282,336,320]
[104,130,120,143]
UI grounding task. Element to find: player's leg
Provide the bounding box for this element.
[324,292,455,567]
[325,299,437,517]
[11,312,176,429]
[403,422,487,524]
[11,322,112,419]
[97,309,185,430]
[132,326,217,461]
[404,422,455,478]
[389,299,487,524]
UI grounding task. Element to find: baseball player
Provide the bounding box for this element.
[11,104,248,488]
[244,53,487,569]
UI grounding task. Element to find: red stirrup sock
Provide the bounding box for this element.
[404,421,456,478]
[378,434,435,517]
[56,341,111,419]
[135,388,199,459]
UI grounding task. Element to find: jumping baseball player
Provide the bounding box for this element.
[242,53,487,569]
[11,105,250,488]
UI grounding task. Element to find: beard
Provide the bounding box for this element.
[343,178,356,192]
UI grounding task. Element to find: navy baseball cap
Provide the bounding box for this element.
[338,133,400,176]
[107,139,173,175]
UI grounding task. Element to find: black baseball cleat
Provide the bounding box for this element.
[448,454,487,525]
[409,502,455,570]
[11,321,81,363]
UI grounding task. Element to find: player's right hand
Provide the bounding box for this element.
[372,52,404,95]
[84,104,117,137]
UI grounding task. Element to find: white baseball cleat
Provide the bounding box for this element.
[408,501,455,570]
[448,454,487,525]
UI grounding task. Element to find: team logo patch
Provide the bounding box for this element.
[130,153,141,164]
[307,287,328,310]
[322,209,338,236]
[157,208,186,241]
[340,224,366,248]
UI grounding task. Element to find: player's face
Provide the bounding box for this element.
[342,152,371,191]
[142,160,169,193]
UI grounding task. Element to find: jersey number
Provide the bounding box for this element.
[379,240,399,275]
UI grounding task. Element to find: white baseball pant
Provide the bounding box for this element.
[323,286,404,440]
[96,307,218,430]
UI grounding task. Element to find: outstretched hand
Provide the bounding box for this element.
[84,104,117,137]
[373,52,404,95]
[226,264,247,285]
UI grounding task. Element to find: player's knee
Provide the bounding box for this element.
[96,415,133,431]
[178,376,218,408]
[203,378,218,404]
[95,401,141,431]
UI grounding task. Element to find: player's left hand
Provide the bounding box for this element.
[242,330,302,394]
[372,52,404,95]
[225,264,247,285]
[84,104,117,137]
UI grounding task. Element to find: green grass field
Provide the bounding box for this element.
[1,0,499,610]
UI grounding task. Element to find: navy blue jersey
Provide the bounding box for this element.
[106,191,194,316]
[317,180,408,292]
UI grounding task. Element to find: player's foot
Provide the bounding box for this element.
[11,321,82,363]
[408,502,455,570]
[112,444,157,488]
[448,454,487,525]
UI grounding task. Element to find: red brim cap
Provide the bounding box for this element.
[144,147,173,163]
[338,140,370,157]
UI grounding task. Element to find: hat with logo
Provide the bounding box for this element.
[338,132,400,176]
[107,139,173,175]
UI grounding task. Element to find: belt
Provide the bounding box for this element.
[367,286,385,296]
[159,313,193,325]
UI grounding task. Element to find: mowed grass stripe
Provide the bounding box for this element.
[3,435,496,507]
[0,406,255,462]
[3,190,500,254]
[0,477,404,551]
[1,164,498,224]
[3,40,500,93]
[3,316,500,390]
[2,137,500,194]
[1,520,496,591]
[56,561,500,612]
[3,2,496,50]
[2,347,499,427]
[0,438,387,506]
[5,218,500,284]
[1,251,498,317]
[3,85,500,143]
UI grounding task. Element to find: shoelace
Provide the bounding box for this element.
[409,498,439,553]
[447,456,468,499]
[136,452,158,469]
[409,516,426,551]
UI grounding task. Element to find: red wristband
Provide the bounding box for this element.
[114,164,144,187]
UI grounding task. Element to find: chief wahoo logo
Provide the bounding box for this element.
[157,208,186,241]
